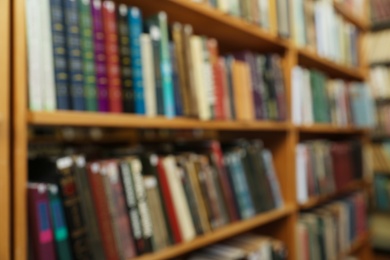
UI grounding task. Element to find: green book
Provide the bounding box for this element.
[78,0,97,111]
[47,184,73,260]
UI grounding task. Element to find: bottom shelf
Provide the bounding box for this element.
[133,204,295,260]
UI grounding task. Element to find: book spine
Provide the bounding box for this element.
[128,7,145,114]
[158,12,176,118]
[224,56,236,119]
[87,163,120,260]
[49,0,70,110]
[63,0,85,110]
[119,160,146,254]
[170,42,184,116]
[26,0,44,111]
[202,38,215,119]
[78,0,97,111]
[105,161,136,258]
[73,156,105,260]
[102,1,123,113]
[41,0,56,111]
[141,34,157,117]
[47,184,73,260]
[149,27,164,115]
[28,184,57,260]
[117,5,134,113]
[130,158,154,252]
[91,0,109,112]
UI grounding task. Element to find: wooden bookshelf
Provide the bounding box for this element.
[333,2,370,31]
[132,205,295,260]
[10,0,373,259]
[0,0,10,259]
[299,180,368,210]
[339,232,371,259]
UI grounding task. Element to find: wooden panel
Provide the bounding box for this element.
[131,205,295,260]
[297,48,365,80]
[28,111,291,131]
[123,0,288,53]
[13,0,28,259]
[0,0,10,258]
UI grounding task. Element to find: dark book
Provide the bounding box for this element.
[330,143,354,190]
[263,55,278,120]
[28,183,57,260]
[56,156,91,259]
[271,55,287,120]
[117,4,134,113]
[63,0,85,110]
[169,42,183,116]
[350,140,363,179]
[223,56,236,119]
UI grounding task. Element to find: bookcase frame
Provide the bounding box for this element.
[0,0,10,259]
[11,0,373,259]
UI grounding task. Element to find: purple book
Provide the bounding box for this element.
[91,0,109,112]
[233,51,263,119]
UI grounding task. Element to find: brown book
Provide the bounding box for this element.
[172,22,191,116]
[330,143,353,190]
[56,156,91,259]
[250,0,260,25]
[232,60,255,120]
[101,160,136,259]
[87,162,120,260]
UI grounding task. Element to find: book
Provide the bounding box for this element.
[78,0,97,111]
[141,34,157,117]
[102,1,123,113]
[232,60,254,120]
[170,42,184,116]
[91,0,109,112]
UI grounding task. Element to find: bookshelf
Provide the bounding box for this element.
[0,0,10,259]
[10,0,374,259]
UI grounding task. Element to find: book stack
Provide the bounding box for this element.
[27,140,284,259]
[370,0,390,25]
[295,140,364,204]
[335,0,366,19]
[25,0,286,121]
[188,234,287,260]
[370,142,390,172]
[292,66,376,127]
[374,174,390,211]
[365,30,390,64]
[292,0,359,67]
[195,0,290,38]
[297,192,367,259]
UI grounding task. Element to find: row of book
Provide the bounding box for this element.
[27,140,284,259]
[292,66,376,127]
[188,234,287,260]
[194,0,290,38]
[370,142,390,172]
[292,0,359,67]
[369,66,390,99]
[374,174,390,211]
[370,0,390,24]
[295,140,364,204]
[365,30,390,64]
[26,0,287,121]
[296,192,367,260]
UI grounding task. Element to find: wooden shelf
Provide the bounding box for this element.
[299,180,367,210]
[28,111,291,131]
[338,232,370,258]
[296,124,368,134]
[297,48,365,81]
[132,205,295,260]
[333,2,369,31]
[126,0,287,53]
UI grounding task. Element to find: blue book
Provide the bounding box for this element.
[169,42,183,116]
[128,7,145,114]
[147,12,175,118]
[49,0,70,110]
[63,0,85,110]
[225,152,255,219]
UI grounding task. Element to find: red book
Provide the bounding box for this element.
[87,162,120,260]
[207,39,225,120]
[156,158,183,244]
[102,1,123,113]
[331,143,353,190]
[208,141,239,221]
[28,183,56,260]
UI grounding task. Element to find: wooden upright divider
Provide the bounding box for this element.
[10,0,374,259]
[0,0,10,259]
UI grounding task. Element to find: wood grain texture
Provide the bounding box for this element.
[0,0,10,259]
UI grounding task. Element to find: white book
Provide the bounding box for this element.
[258,0,269,29]
[140,34,157,117]
[302,69,313,124]
[25,0,44,111]
[292,66,302,125]
[217,0,229,13]
[162,156,196,241]
[296,144,308,203]
[190,36,210,120]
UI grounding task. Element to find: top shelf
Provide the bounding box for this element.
[333,2,370,31]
